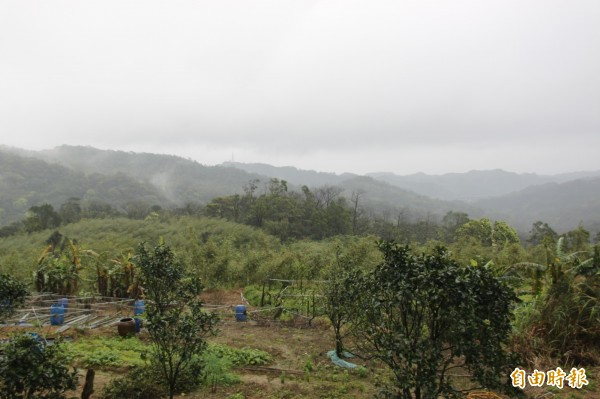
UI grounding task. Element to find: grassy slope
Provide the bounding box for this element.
[0,216,275,279]
[0,216,382,287]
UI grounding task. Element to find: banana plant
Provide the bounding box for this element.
[507,237,599,296]
[33,238,98,295]
[105,252,143,298]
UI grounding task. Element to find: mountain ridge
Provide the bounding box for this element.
[366,169,600,201]
[1,145,599,235]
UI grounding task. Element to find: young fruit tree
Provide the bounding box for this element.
[0,334,78,399]
[0,273,28,322]
[322,252,362,357]
[135,241,218,399]
[348,241,519,399]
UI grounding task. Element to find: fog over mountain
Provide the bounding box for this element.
[223,160,600,203]
[1,1,599,175]
[1,145,597,235]
[367,170,600,202]
[475,178,600,233]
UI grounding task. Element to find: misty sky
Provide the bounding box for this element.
[1,1,599,175]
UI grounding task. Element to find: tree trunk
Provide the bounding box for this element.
[335,321,344,356]
[81,369,95,399]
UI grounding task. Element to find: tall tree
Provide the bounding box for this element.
[23,204,61,233]
[59,197,82,224]
[350,190,365,235]
[441,211,470,242]
[527,221,558,246]
[563,225,591,252]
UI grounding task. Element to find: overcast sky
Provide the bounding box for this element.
[1,1,599,175]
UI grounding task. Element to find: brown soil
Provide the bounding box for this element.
[5,289,598,399]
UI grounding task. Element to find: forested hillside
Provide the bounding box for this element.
[26,145,268,205]
[223,161,480,220]
[3,146,478,229]
[222,161,354,186]
[0,149,167,226]
[476,177,600,232]
[2,145,600,236]
[224,159,600,235]
[337,175,479,220]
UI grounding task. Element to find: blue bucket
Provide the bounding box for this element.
[235,305,247,322]
[50,304,65,325]
[134,300,145,316]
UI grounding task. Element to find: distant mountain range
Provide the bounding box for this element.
[221,162,600,233]
[367,169,600,202]
[221,161,478,221]
[7,145,264,204]
[1,145,599,235]
[475,178,600,233]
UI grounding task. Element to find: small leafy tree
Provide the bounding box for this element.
[0,273,28,321]
[348,241,518,398]
[457,218,519,249]
[0,335,78,399]
[323,251,361,357]
[135,241,218,399]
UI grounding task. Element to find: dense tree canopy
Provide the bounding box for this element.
[457,218,520,249]
[348,242,519,398]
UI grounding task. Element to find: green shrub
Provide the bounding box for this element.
[243,285,263,306]
[206,343,271,366]
[203,352,239,393]
[66,336,149,369]
[81,351,121,368]
[0,335,78,399]
[101,366,165,399]
[0,273,28,321]
[102,358,205,399]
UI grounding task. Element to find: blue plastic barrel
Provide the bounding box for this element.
[134,300,145,316]
[58,298,69,311]
[50,304,65,325]
[235,305,247,322]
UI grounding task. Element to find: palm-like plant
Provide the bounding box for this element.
[506,237,596,295]
[34,239,97,295]
[510,238,600,365]
[96,252,143,298]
